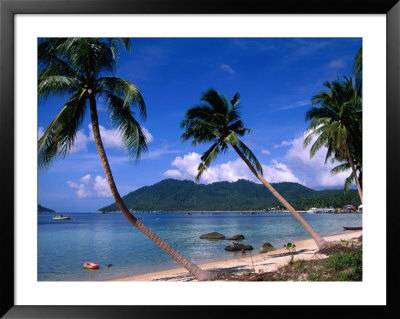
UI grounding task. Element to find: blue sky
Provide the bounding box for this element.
[38,38,362,212]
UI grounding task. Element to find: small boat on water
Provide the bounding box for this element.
[53,214,71,220]
[342,226,362,230]
[186,212,192,215]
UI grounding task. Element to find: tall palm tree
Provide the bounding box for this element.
[181,89,328,250]
[38,38,213,281]
[304,76,363,203]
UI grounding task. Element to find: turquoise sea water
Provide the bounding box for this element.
[38,211,362,281]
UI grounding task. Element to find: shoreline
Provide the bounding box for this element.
[106,230,362,282]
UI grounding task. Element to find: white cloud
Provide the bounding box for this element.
[274,100,309,112]
[274,140,292,148]
[66,180,92,199]
[262,160,304,184]
[163,169,183,178]
[326,59,346,69]
[283,133,351,188]
[163,152,301,185]
[221,64,235,74]
[93,175,112,198]
[79,174,92,184]
[67,174,112,198]
[70,130,90,153]
[142,127,154,143]
[261,149,270,155]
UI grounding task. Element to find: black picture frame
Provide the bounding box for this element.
[1,0,398,317]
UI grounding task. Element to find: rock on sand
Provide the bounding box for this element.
[225,244,253,251]
[259,242,275,253]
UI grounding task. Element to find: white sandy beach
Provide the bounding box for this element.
[107,230,362,282]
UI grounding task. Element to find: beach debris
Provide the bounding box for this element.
[227,234,245,241]
[224,244,253,251]
[200,232,226,239]
[259,242,276,253]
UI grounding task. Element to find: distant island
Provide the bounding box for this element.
[98,179,360,212]
[38,204,55,213]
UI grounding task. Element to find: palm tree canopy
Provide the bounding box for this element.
[304,76,362,164]
[38,38,147,169]
[181,89,263,181]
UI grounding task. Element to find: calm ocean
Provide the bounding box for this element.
[38,212,362,281]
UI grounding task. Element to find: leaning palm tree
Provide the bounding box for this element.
[181,89,328,250]
[38,38,213,281]
[304,76,363,203]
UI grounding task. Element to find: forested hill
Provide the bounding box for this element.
[38,204,55,213]
[98,179,360,212]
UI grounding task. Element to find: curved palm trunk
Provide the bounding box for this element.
[232,144,329,250]
[89,95,213,281]
[345,143,363,204]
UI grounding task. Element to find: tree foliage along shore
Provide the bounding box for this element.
[99,179,360,212]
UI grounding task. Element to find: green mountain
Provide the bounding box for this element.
[98,179,360,212]
[38,204,55,213]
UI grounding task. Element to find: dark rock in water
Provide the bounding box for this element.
[225,244,253,251]
[200,232,226,239]
[227,234,245,240]
[259,242,275,253]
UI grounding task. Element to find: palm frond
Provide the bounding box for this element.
[201,89,228,115]
[236,138,263,176]
[180,105,217,144]
[343,172,355,194]
[38,75,81,100]
[103,90,147,160]
[331,162,350,175]
[195,142,220,182]
[230,92,240,107]
[38,88,88,168]
[98,76,146,120]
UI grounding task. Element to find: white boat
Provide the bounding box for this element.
[306,207,319,213]
[323,208,337,213]
[53,214,71,220]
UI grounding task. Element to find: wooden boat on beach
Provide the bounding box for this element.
[342,226,362,230]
